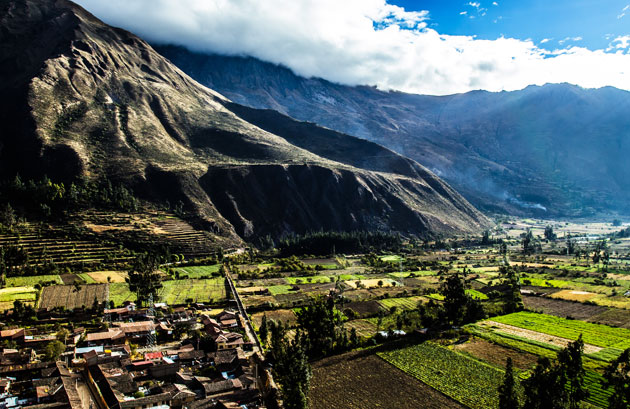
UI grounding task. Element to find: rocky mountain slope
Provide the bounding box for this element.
[155,46,630,217]
[0,0,489,243]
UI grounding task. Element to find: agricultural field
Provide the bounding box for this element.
[378,342,509,409]
[160,278,226,305]
[378,296,425,310]
[309,350,464,409]
[39,283,108,310]
[171,264,221,278]
[5,275,62,287]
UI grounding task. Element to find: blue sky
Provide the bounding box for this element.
[392,0,630,50]
[76,0,630,95]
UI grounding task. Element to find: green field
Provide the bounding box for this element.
[5,275,62,287]
[466,289,489,300]
[0,287,38,302]
[378,342,510,409]
[378,296,425,310]
[492,311,630,351]
[380,255,403,262]
[172,264,222,278]
[160,278,226,304]
[267,285,294,295]
[109,283,136,305]
[286,275,333,284]
[77,273,97,284]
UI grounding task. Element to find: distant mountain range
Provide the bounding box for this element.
[0,0,489,244]
[155,45,630,218]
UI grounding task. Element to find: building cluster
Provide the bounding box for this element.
[0,303,272,409]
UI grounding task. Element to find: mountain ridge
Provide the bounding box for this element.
[0,0,490,244]
[154,45,630,217]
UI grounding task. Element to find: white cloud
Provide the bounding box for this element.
[540,38,551,44]
[460,11,468,15]
[611,35,630,50]
[74,0,630,95]
[559,36,583,44]
[468,2,481,8]
[492,1,498,5]
[618,5,629,18]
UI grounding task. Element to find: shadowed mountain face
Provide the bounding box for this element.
[0,0,490,242]
[155,46,630,217]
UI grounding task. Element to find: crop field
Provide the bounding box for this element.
[491,311,630,352]
[82,271,128,283]
[344,319,378,337]
[266,285,294,295]
[0,286,38,303]
[251,309,296,328]
[5,275,62,287]
[378,342,510,409]
[171,264,221,278]
[160,278,226,304]
[39,283,108,310]
[310,350,464,409]
[378,296,425,310]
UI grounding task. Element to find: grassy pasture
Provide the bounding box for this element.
[5,275,62,287]
[171,264,222,278]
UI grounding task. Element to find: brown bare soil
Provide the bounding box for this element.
[309,350,464,409]
[522,295,607,320]
[454,338,539,371]
[251,309,296,327]
[39,284,108,310]
[343,301,384,317]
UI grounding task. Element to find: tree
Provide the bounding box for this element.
[482,230,492,245]
[498,358,520,409]
[0,203,16,228]
[544,225,557,241]
[522,229,535,254]
[259,313,269,347]
[523,357,566,409]
[295,296,344,358]
[557,335,589,409]
[44,340,66,361]
[500,266,523,313]
[604,347,630,409]
[126,253,163,307]
[56,328,70,344]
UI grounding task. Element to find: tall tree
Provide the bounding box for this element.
[523,357,566,409]
[295,296,344,357]
[604,348,630,409]
[498,358,520,409]
[557,335,589,409]
[126,253,163,307]
[259,313,269,347]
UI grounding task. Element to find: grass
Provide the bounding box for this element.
[0,287,38,302]
[5,275,61,287]
[109,283,136,306]
[492,311,630,351]
[77,273,97,284]
[160,278,226,304]
[286,275,332,284]
[380,255,403,262]
[466,289,489,300]
[378,296,425,310]
[378,341,511,409]
[171,264,222,278]
[267,285,294,295]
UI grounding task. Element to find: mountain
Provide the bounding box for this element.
[154,46,630,217]
[0,0,489,244]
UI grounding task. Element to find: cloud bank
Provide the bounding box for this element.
[75,0,630,95]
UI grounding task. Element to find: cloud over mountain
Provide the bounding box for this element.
[76,0,630,95]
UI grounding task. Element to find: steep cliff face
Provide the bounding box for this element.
[156,45,630,217]
[0,0,490,242]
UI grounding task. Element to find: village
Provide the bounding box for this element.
[0,294,274,409]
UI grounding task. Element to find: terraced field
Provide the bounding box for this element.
[172,264,222,278]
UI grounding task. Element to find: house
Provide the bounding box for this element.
[112,321,156,342]
[0,328,25,343]
[85,329,125,346]
[215,333,244,350]
[202,379,242,398]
